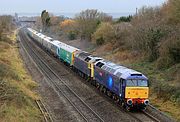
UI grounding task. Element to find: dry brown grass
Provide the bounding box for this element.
[92,42,113,56]
[150,95,180,121]
[0,30,42,122]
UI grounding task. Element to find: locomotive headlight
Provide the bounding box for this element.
[144,99,149,105]
[127,99,133,105]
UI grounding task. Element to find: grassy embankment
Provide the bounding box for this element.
[0,30,42,121]
[94,43,180,121]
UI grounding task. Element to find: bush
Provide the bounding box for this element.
[157,30,180,68]
[165,0,180,24]
[96,37,104,45]
[113,22,132,48]
[75,9,112,41]
[153,81,180,102]
[156,56,173,69]
[68,31,77,40]
[116,15,133,23]
[128,6,167,61]
[169,42,180,63]
[92,22,114,45]
[129,27,164,61]
[146,28,164,61]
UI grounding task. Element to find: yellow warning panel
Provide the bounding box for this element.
[125,87,149,99]
[91,63,94,78]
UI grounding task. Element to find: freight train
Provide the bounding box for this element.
[26,28,149,110]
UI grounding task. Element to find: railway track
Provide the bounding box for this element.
[19,29,104,122]
[35,100,53,122]
[145,105,175,122]
[18,28,167,122]
[142,111,160,122]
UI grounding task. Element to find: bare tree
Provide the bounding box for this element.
[75,9,112,41]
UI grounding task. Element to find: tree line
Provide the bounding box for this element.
[40,1,180,68]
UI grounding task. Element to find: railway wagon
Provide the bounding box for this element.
[33,32,42,44]
[38,34,46,45]
[33,32,39,41]
[49,40,67,57]
[49,40,61,57]
[57,45,79,66]
[94,60,149,110]
[27,28,38,39]
[27,28,34,37]
[42,36,53,51]
[46,37,53,51]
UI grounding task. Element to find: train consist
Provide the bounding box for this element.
[27,28,149,110]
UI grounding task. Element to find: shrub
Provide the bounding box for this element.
[92,22,114,45]
[116,15,133,23]
[96,37,104,45]
[156,56,173,69]
[169,41,180,63]
[153,81,180,102]
[146,28,164,61]
[157,30,180,68]
[75,9,112,41]
[113,22,132,48]
[165,0,180,24]
[68,31,77,40]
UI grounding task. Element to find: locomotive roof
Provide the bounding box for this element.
[50,40,66,48]
[36,33,45,38]
[75,51,103,63]
[43,37,51,42]
[42,36,53,42]
[50,39,79,52]
[97,59,147,80]
[46,37,53,41]
[28,29,37,34]
[76,51,91,59]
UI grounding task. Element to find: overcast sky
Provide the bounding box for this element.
[0,0,167,14]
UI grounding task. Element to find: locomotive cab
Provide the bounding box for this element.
[124,76,149,109]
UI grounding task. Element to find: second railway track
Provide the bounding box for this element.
[36,100,53,122]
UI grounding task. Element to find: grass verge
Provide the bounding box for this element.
[0,30,43,122]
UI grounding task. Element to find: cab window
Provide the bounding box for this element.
[138,80,148,87]
[85,57,91,62]
[126,79,148,87]
[126,80,137,86]
[96,62,104,68]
